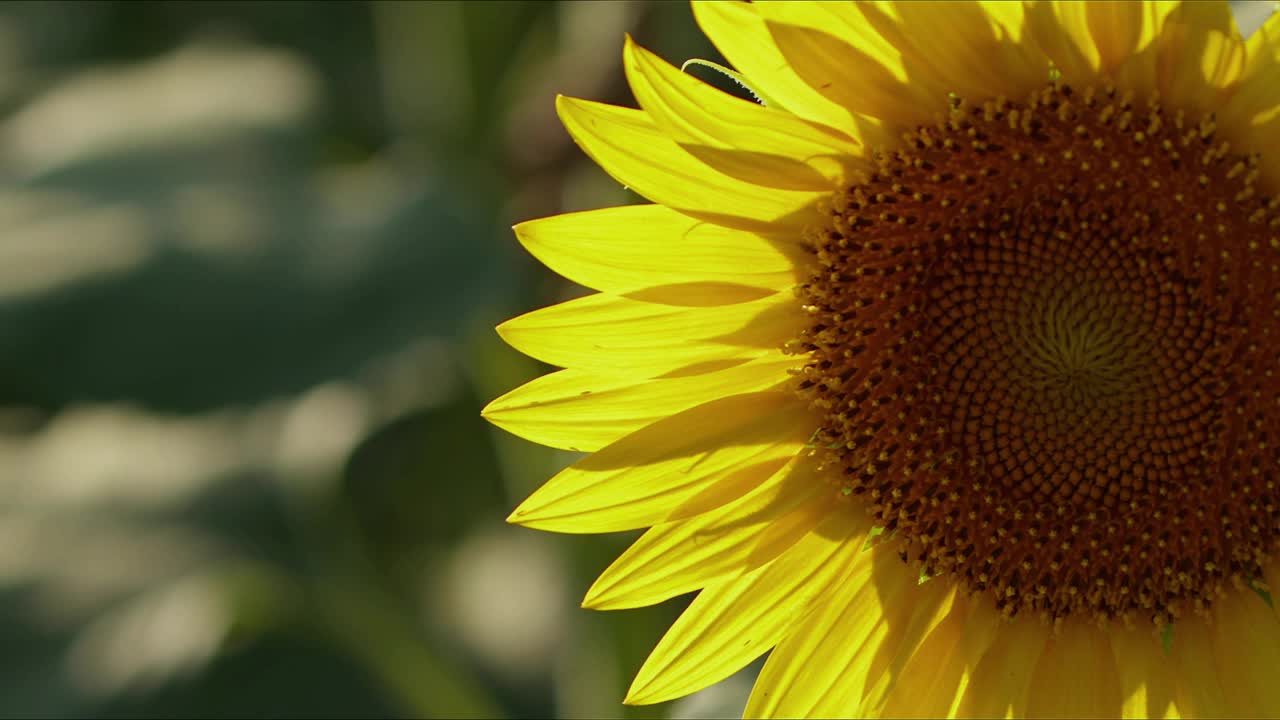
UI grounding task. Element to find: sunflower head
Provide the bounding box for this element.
[486,2,1280,717]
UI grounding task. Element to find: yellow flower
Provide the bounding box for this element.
[484,1,1280,717]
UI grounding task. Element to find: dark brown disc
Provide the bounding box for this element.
[794,82,1280,624]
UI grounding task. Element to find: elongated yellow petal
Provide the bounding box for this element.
[507,391,813,533]
[619,282,778,307]
[1109,2,1181,94]
[1111,624,1178,720]
[1245,3,1280,54]
[955,615,1048,719]
[750,2,943,130]
[496,291,801,378]
[1153,1,1246,115]
[689,0,862,136]
[623,37,868,191]
[513,204,804,296]
[1171,615,1252,718]
[1210,588,1280,716]
[483,353,799,452]
[1086,1,1148,72]
[1229,11,1280,115]
[1025,621,1123,719]
[557,96,823,232]
[1220,10,1280,186]
[743,543,877,718]
[625,507,873,706]
[856,576,957,716]
[878,594,1003,718]
[1023,1,1100,84]
[871,1,1049,102]
[582,458,831,610]
[745,543,948,718]
[1024,0,1178,95]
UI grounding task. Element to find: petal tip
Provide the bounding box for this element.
[621,686,652,707]
[505,504,577,533]
[506,495,549,527]
[581,574,632,610]
[623,674,678,707]
[493,318,518,345]
[621,33,652,69]
[511,218,534,241]
[580,584,608,610]
[478,394,504,420]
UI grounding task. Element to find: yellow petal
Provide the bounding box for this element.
[751,2,944,129]
[856,575,958,716]
[745,543,944,718]
[582,457,831,610]
[1242,4,1280,77]
[1171,615,1252,719]
[1110,623,1178,720]
[556,96,823,232]
[1210,587,1280,716]
[496,290,801,378]
[507,391,813,533]
[689,0,862,136]
[955,615,1048,719]
[1153,0,1246,116]
[623,37,867,191]
[1085,1,1150,72]
[620,282,778,307]
[743,543,878,718]
[1220,10,1280,186]
[1246,1,1280,45]
[513,204,804,296]
[1024,1,1097,83]
[878,593,1003,719]
[1025,620,1123,719]
[1024,1,1178,95]
[482,353,799,452]
[870,1,1050,102]
[625,507,873,706]
[1109,2,1182,94]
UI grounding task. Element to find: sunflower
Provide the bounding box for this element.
[484,1,1280,717]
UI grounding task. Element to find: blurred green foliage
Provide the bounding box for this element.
[0,1,737,718]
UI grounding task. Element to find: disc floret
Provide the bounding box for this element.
[795,81,1280,624]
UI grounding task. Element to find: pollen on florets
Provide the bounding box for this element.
[793,81,1280,625]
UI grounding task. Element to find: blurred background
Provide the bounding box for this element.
[0,1,1273,718]
[0,1,739,717]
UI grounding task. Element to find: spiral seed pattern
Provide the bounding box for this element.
[794,82,1280,624]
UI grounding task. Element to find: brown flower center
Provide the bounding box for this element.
[794,82,1280,624]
